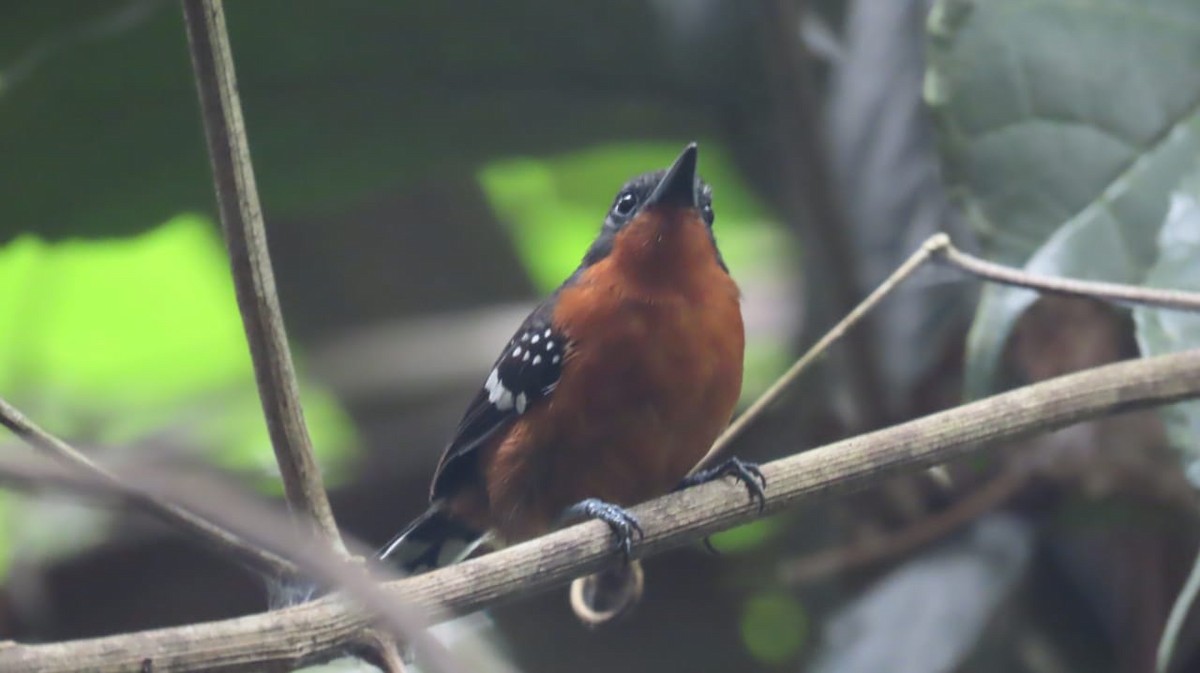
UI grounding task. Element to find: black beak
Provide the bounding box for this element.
[645,143,698,209]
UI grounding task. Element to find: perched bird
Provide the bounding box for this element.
[380,143,764,576]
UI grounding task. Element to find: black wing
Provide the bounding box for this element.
[429,299,566,500]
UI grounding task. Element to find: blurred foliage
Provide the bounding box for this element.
[0,0,718,245]
[0,214,356,577]
[1134,169,1200,486]
[925,0,1200,397]
[707,516,786,555]
[740,592,808,665]
[479,141,795,399]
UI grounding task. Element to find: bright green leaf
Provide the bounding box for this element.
[0,214,356,570]
[740,593,808,665]
[926,0,1200,396]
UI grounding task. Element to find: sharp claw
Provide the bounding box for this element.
[683,458,768,512]
[567,499,642,561]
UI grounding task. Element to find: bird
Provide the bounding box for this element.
[379,142,765,575]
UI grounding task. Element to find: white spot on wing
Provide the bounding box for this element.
[552,355,561,364]
[485,367,514,411]
[516,392,528,414]
[513,347,522,357]
[531,334,540,344]
[533,355,542,365]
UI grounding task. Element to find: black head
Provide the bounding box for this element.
[580,143,720,268]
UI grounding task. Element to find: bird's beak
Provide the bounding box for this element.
[645,142,699,209]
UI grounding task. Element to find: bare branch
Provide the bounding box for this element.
[931,236,1200,312]
[180,0,344,553]
[697,233,945,471]
[777,468,1027,584]
[5,349,1200,673]
[0,397,295,578]
[698,233,1200,472]
[0,456,458,673]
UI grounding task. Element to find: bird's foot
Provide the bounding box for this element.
[561,498,644,561]
[677,457,767,512]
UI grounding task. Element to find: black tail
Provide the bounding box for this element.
[379,503,485,574]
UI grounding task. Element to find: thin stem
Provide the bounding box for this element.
[0,456,458,673]
[932,238,1200,312]
[0,397,296,578]
[180,0,344,554]
[777,468,1027,584]
[696,233,948,471]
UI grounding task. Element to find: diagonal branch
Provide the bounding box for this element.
[0,456,464,673]
[180,0,344,554]
[4,348,1200,673]
[0,397,296,578]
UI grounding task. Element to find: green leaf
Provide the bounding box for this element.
[740,593,808,665]
[0,214,356,570]
[707,516,785,554]
[926,0,1200,396]
[1133,170,1200,484]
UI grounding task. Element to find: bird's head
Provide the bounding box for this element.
[580,143,727,276]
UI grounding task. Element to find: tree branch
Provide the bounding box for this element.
[180,0,343,553]
[777,467,1028,584]
[5,349,1200,673]
[931,236,1200,311]
[0,456,461,673]
[0,397,296,578]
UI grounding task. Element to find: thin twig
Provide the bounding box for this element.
[777,468,1028,584]
[180,0,345,554]
[695,233,947,471]
[0,396,296,578]
[0,456,457,673]
[697,232,1200,471]
[5,349,1200,673]
[931,238,1200,312]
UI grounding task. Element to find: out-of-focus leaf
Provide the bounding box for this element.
[478,141,796,398]
[0,1,714,244]
[707,516,785,554]
[827,0,974,415]
[740,592,808,665]
[809,514,1033,673]
[925,0,1200,396]
[0,495,11,578]
[0,214,356,570]
[1133,172,1200,485]
[1159,535,1200,673]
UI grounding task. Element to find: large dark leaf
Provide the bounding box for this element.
[926,0,1200,396]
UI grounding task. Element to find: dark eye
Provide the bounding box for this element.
[701,203,715,225]
[614,192,637,217]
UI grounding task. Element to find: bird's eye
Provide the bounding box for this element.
[614,192,637,217]
[701,203,715,225]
